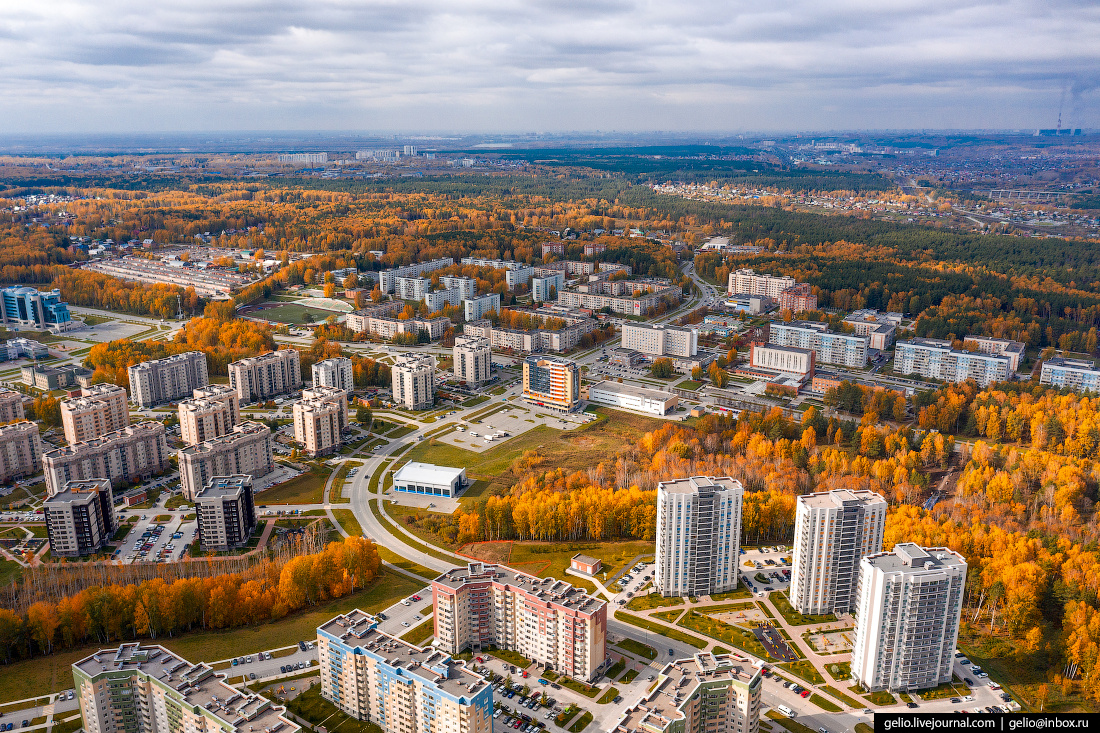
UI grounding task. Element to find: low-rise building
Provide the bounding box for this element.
[195,475,256,551]
[747,343,816,378]
[312,356,355,392]
[177,422,275,500]
[962,336,1025,372]
[621,323,698,357]
[43,421,170,496]
[453,335,492,386]
[22,364,93,390]
[1040,356,1100,393]
[585,380,678,416]
[1,338,49,361]
[722,294,773,315]
[570,554,602,575]
[392,462,468,498]
[0,421,41,485]
[844,310,900,350]
[60,384,130,445]
[608,347,645,367]
[392,354,436,410]
[522,355,580,411]
[127,351,209,408]
[229,349,302,403]
[179,384,241,446]
[44,478,116,557]
[82,257,257,297]
[72,644,299,733]
[318,609,492,733]
[432,562,607,682]
[894,338,1010,386]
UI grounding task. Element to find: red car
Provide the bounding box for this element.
[411,595,422,602]
[800,690,811,698]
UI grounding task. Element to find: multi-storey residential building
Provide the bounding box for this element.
[655,476,743,597]
[621,323,698,358]
[293,387,347,457]
[1040,357,1100,393]
[127,351,209,408]
[396,276,430,301]
[894,338,1009,386]
[453,336,492,386]
[463,293,501,322]
[462,315,595,354]
[583,242,606,257]
[612,653,761,733]
[0,286,72,330]
[72,644,299,733]
[60,384,130,445]
[279,152,328,163]
[44,479,116,557]
[522,356,580,411]
[778,282,817,313]
[0,387,25,423]
[432,562,607,682]
[379,258,455,293]
[43,422,169,496]
[439,276,477,299]
[392,354,436,410]
[542,241,566,257]
[458,257,534,289]
[962,336,1025,372]
[769,321,869,368]
[229,349,302,403]
[179,384,241,446]
[347,314,450,341]
[345,301,402,332]
[0,421,41,484]
[851,544,967,692]
[532,272,564,303]
[177,422,275,500]
[727,268,796,298]
[424,286,462,312]
[844,310,900,350]
[195,475,256,551]
[557,285,681,316]
[790,489,887,616]
[313,356,355,393]
[318,609,492,733]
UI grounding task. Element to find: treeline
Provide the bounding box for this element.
[0,537,380,663]
[54,269,202,319]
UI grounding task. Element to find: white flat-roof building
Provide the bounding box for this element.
[392,462,468,498]
[532,272,564,303]
[962,336,1025,372]
[655,476,743,597]
[127,351,209,408]
[379,258,455,293]
[748,343,815,377]
[312,356,354,393]
[844,310,900,350]
[463,293,501,322]
[727,268,795,298]
[621,323,698,358]
[770,321,869,368]
[1040,356,1100,393]
[440,275,477,299]
[453,336,492,387]
[424,286,462,312]
[851,544,966,692]
[894,338,1009,386]
[586,380,678,416]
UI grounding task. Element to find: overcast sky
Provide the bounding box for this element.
[1,0,1098,134]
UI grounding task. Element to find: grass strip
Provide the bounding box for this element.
[809,694,842,712]
[615,612,706,649]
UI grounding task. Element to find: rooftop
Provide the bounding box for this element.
[1044,356,1100,371]
[43,421,163,457]
[318,609,488,699]
[589,380,675,401]
[866,544,965,573]
[73,643,297,733]
[46,478,111,505]
[196,475,252,501]
[799,488,886,508]
[433,562,605,615]
[658,476,743,495]
[393,462,465,486]
[178,422,269,457]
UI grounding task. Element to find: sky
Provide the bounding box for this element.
[1,0,1098,134]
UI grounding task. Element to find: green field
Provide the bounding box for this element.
[256,302,343,325]
[256,466,333,505]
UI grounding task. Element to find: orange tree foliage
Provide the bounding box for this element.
[0,536,380,662]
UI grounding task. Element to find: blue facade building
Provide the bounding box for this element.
[0,286,72,329]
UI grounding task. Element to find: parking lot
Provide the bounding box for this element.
[740,545,791,596]
[115,511,196,564]
[609,562,655,605]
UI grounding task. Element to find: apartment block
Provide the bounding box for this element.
[612,653,761,733]
[72,644,299,733]
[44,479,116,557]
[621,323,698,358]
[229,349,302,403]
[279,152,328,163]
[177,422,275,500]
[195,475,256,551]
[894,338,1009,387]
[179,384,240,446]
[542,241,566,257]
[43,422,170,496]
[769,321,869,368]
[962,336,1025,372]
[313,356,355,393]
[318,609,492,733]
[462,315,595,354]
[727,268,796,298]
[0,421,41,484]
[0,387,25,423]
[522,356,580,412]
[345,301,402,332]
[453,336,491,386]
[432,562,607,682]
[127,351,209,408]
[396,276,430,301]
[532,272,564,303]
[844,309,900,350]
[463,293,500,322]
[557,285,681,316]
[583,242,606,257]
[348,314,450,342]
[655,476,743,597]
[424,286,462,312]
[379,258,455,293]
[458,258,533,289]
[392,354,436,410]
[293,387,347,457]
[440,276,477,299]
[851,544,967,692]
[790,489,887,616]
[1040,357,1100,393]
[0,286,72,329]
[60,384,130,445]
[778,282,818,313]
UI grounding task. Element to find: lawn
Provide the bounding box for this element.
[280,681,383,733]
[821,685,864,708]
[0,569,421,704]
[917,680,972,700]
[809,693,842,712]
[376,545,438,580]
[615,611,706,649]
[596,686,619,704]
[257,302,343,325]
[678,611,770,658]
[331,460,363,503]
[463,395,490,408]
[766,710,819,733]
[708,587,753,601]
[770,592,837,627]
[626,592,683,611]
[674,380,704,391]
[654,609,683,623]
[332,508,364,537]
[506,540,652,592]
[780,660,825,685]
[557,677,601,699]
[849,685,896,706]
[614,638,657,660]
[399,617,435,646]
[824,661,851,681]
[568,710,593,732]
[257,466,333,504]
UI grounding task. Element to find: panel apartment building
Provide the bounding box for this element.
[318,609,492,733]
[612,654,761,733]
[43,421,169,496]
[462,315,595,354]
[293,386,348,457]
[0,387,24,423]
[0,421,42,484]
[769,321,869,368]
[655,476,743,597]
[229,349,302,403]
[195,475,257,551]
[1040,356,1100,393]
[790,489,887,616]
[44,478,116,557]
[962,336,1025,372]
[72,644,299,733]
[453,335,492,387]
[312,356,355,393]
[60,384,130,445]
[128,351,210,408]
[522,356,580,412]
[727,268,796,298]
[463,293,501,322]
[894,338,1009,387]
[379,258,455,293]
[178,422,275,500]
[179,384,241,446]
[432,562,607,682]
[621,323,698,358]
[392,354,436,410]
[851,544,966,692]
